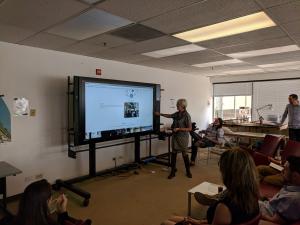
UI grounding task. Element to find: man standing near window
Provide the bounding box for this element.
[281,94,300,142]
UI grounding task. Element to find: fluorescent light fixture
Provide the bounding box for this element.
[224,68,264,75]
[192,59,242,68]
[264,66,300,72]
[258,61,300,68]
[228,45,300,59]
[173,12,276,43]
[142,44,206,58]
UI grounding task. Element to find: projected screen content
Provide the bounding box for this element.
[85,82,154,140]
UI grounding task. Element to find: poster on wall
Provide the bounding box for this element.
[13,97,29,116]
[0,97,11,142]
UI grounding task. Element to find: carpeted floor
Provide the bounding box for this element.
[5,152,222,225]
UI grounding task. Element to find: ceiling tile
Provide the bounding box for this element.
[135,58,193,72]
[267,1,300,24]
[64,41,106,55]
[19,32,77,51]
[47,9,132,40]
[141,0,260,34]
[0,24,35,43]
[255,0,293,8]
[281,20,300,36]
[110,36,189,55]
[96,0,201,22]
[91,49,164,64]
[162,50,231,65]
[241,50,300,64]
[109,24,164,42]
[84,33,134,47]
[216,36,295,54]
[0,0,89,31]
[104,54,153,63]
[91,48,131,59]
[198,26,287,49]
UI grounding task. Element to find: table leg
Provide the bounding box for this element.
[188,192,192,216]
[0,177,6,209]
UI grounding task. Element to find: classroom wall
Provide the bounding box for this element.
[0,41,212,196]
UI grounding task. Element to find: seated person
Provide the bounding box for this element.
[259,156,300,224]
[194,155,284,206]
[190,118,225,165]
[257,145,293,187]
[257,156,284,187]
[0,179,91,225]
[162,149,260,225]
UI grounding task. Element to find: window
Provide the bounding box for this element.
[214,96,252,120]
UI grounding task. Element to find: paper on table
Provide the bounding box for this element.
[269,162,284,171]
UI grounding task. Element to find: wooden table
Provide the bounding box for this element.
[223,122,287,135]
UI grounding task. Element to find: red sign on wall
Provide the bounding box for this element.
[96,69,102,76]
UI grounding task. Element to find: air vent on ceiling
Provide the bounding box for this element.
[110,24,165,42]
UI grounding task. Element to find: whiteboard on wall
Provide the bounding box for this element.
[252,79,300,121]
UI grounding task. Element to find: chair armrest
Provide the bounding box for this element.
[253,152,269,166]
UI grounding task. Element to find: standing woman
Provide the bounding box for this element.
[155,99,192,179]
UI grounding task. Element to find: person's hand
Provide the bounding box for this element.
[56,194,68,213]
[173,128,180,132]
[154,112,160,116]
[267,156,273,162]
[186,217,207,225]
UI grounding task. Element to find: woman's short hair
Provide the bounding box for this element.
[219,149,259,214]
[176,99,188,109]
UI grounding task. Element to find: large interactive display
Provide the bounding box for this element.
[73,76,160,145]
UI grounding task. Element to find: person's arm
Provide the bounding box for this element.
[173,127,192,132]
[280,105,288,124]
[261,213,287,225]
[268,156,281,165]
[155,112,173,118]
[186,217,208,225]
[211,203,232,225]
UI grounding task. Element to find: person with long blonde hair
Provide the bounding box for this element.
[162,149,260,225]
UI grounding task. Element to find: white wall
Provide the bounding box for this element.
[210,70,300,83]
[0,41,212,196]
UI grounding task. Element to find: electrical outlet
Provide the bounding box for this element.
[118,156,123,159]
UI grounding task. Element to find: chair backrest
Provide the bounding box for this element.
[237,213,261,225]
[281,140,300,163]
[257,135,283,157]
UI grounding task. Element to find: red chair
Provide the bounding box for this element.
[238,213,261,225]
[255,140,300,166]
[251,135,284,166]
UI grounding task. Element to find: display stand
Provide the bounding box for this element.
[55,77,153,206]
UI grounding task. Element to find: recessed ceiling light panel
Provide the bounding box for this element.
[224,68,264,75]
[258,61,300,68]
[227,45,300,59]
[192,59,243,68]
[173,12,276,43]
[142,44,206,58]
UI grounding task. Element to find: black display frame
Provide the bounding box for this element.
[73,76,160,146]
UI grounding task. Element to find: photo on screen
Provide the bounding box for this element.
[124,102,139,118]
